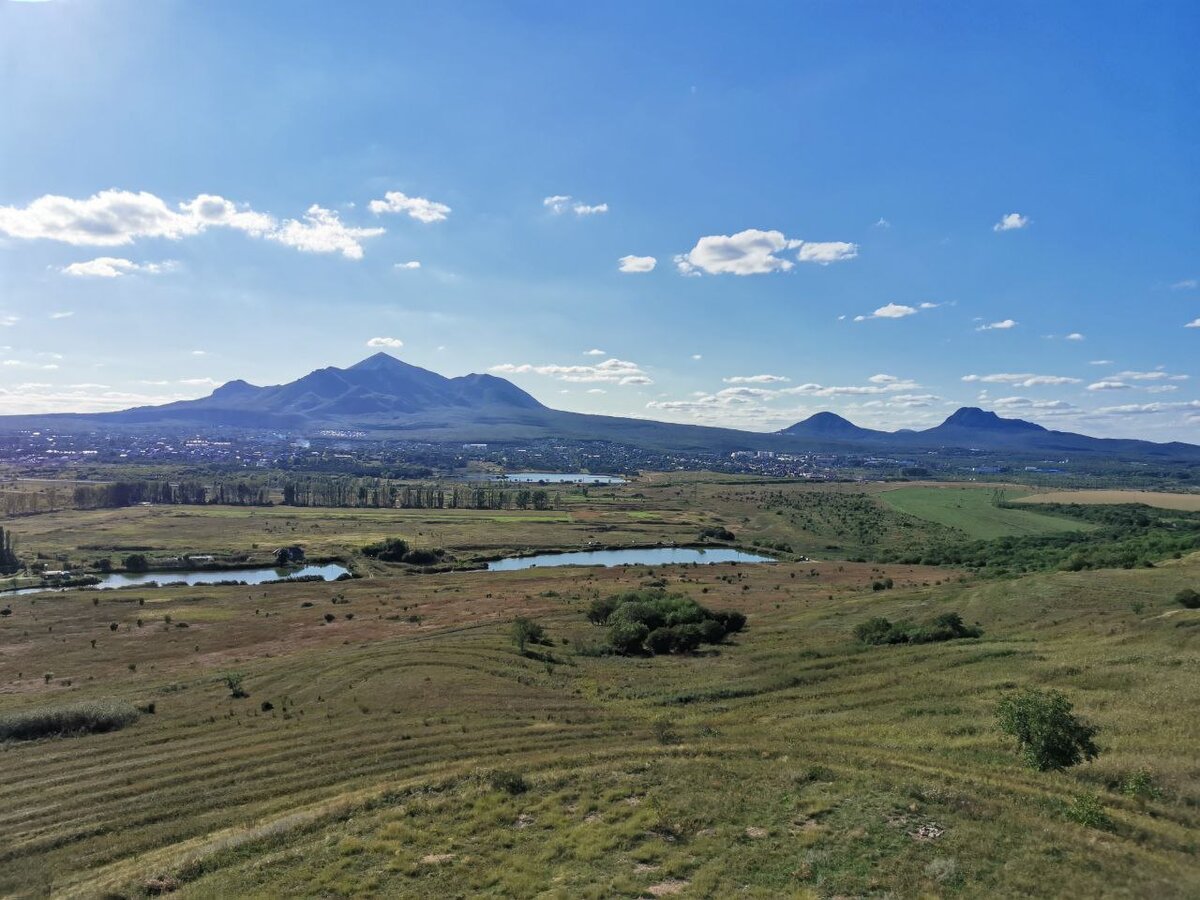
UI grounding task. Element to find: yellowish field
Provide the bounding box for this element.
[1015,490,1200,511]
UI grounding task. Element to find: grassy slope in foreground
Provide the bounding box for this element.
[879,486,1094,540]
[0,551,1196,897]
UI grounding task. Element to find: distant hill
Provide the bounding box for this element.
[779,406,1200,459]
[1,354,1197,460]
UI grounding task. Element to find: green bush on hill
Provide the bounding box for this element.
[1176,588,1200,609]
[361,538,445,565]
[854,611,981,646]
[996,687,1100,771]
[587,589,745,655]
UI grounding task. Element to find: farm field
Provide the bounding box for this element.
[0,480,1197,897]
[879,486,1093,540]
[1014,490,1200,512]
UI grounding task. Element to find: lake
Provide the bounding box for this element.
[498,473,626,484]
[4,563,351,596]
[486,547,774,571]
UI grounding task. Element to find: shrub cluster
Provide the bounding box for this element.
[698,526,735,541]
[854,611,981,646]
[0,700,140,741]
[587,589,745,655]
[1176,588,1200,609]
[361,538,445,566]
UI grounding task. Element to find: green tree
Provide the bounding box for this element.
[510,617,545,654]
[996,688,1099,771]
[122,553,149,573]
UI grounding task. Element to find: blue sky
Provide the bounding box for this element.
[1,0,1197,438]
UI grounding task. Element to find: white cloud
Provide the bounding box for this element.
[543,195,573,214]
[543,195,607,216]
[1087,380,1132,391]
[583,349,605,356]
[61,256,175,278]
[1169,279,1197,290]
[0,385,203,415]
[190,350,207,357]
[573,202,608,216]
[976,319,1017,331]
[962,373,1082,387]
[394,260,422,270]
[855,302,927,321]
[178,377,220,387]
[873,217,891,229]
[270,205,384,260]
[366,337,404,349]
[367,191,451,223]
[490,357,651,385]
[674,229,857,276]
[796,241,858,264]
[586,388,606,394]
[691,354,702,360]
[0,315,20,327]
[617,254,656,273]
[992,397,1077,411]
[1089,359,1114,365]
[993,212,1030,232]
[50,311,74,319]
[1065,332,1085,341]
[1186,318,1200,329]
[724,374,789,384]
[0,189,384,259]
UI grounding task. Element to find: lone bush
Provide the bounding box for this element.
[488,769,528,795]
[996,688,1099,771]
[361,538,409,563]
[510,617,546,654]
[224,672,249,699]
[0,700,140,741]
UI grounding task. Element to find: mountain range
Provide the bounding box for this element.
[4,353,1197,460]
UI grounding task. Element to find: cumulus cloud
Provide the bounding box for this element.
[61,256,176,278]
[367,191,450,223]
[366,337,404,349]
[1087,380,1131,391]
[573,202,608,215]
[1065,332,1085,341]
[962,373,1082,387]
[542,195,572,214]
[617,254,656,273]
[976,319,1017,331]
[0,189,384,259]
[490,358,651,385]
[674,229,858,276]
[583,348,605,356]
[1187,318,1200,328]
[724,374,789,384]
[993,212,1030,232]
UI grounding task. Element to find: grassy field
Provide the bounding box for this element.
[1014,490,1200,512]
[0,480,1198,897]
[879,486,1093,540]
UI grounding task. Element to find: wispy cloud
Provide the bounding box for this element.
[962,373,1081,387]
[976,318,1017,331]
[543,195,607,216]
[62,257,176,278]
[491,358,651,385]
[368,191,450,223]
[855,302,938,321]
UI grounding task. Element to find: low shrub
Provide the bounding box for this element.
[1175,588,1200,609]
[855,611,981,646]
[488,769,528,795]
[0,700,140,741]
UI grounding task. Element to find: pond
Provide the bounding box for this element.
[4,563,351,596]
[486,547,774,571]
[496,472,626,484]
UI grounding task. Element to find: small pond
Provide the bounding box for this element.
[4,563,351,597]
[486,547,774,571]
